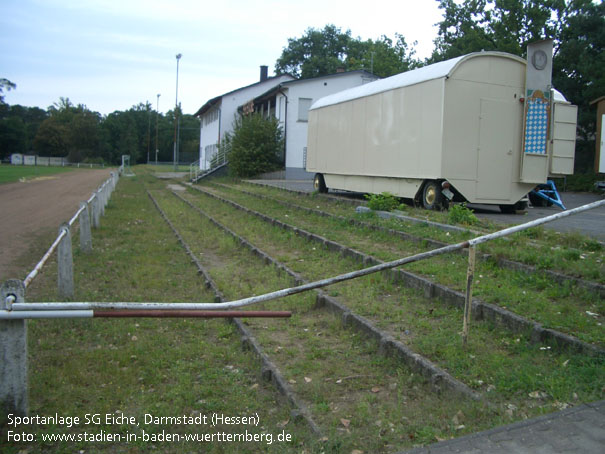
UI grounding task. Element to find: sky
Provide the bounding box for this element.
[0,0,444,116]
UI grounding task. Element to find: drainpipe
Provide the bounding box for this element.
[278,87,288,166]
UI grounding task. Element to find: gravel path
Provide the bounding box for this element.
[0,168,113,281]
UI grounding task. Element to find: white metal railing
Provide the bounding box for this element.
[189,159,201,181]
[21,172,120,291]
[209,147,228,169]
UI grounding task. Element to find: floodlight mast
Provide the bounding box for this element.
[173,53,182,170]
[155,93,160,165]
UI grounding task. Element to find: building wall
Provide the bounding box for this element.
[199,106,221,169]
[279,73,377,179]
[198,74,294,170]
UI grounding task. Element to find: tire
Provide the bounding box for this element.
[529,192,547,207]
[499,204,516,214]
[422,180,442,210]
[313,173,327,193]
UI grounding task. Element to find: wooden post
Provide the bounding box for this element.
[462,245,476,346]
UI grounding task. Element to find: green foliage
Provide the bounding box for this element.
[0,78,16,104]
[553,173,601,193]
[0,97,199,165]
[275,24,418,78]
[226,113,284,178]
[431,0,605,166]
[447,203,478,225]
[365,192,400,211]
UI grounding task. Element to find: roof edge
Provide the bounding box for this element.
[311,52,527,111]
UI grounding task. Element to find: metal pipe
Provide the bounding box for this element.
[93,310,291,318]
[68,203,86,228]
[13,241,465,311]
[467,199,605,247]
[23,229,67,288]
[14,199,604,312]
[0,310,290,319]
[0,310,93,319]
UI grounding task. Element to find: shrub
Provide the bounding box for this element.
[225,114,284,178]
[447,203,478,225]
[365,192,400,212]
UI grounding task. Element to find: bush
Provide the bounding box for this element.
[225,114,284,178]
[447,203,478,225]
[365,192,400,212]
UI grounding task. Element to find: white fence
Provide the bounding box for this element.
[9,153,105,168]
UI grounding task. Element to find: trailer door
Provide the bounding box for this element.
[476,98,515,200]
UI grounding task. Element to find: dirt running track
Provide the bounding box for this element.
[0,168,113,282]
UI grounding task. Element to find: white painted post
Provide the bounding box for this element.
[0,279,28,415]
[79,202,92,253]
[58,223,74,300]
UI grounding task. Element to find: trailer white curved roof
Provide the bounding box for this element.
[310,51,566,110]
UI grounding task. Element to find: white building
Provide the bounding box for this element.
[195,66,294,170]
[248,70,378,179]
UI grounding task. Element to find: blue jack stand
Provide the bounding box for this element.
[529,180,566,210]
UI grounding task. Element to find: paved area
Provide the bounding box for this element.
[468,191,605,242]
[249,179,605,241]
[399,400,605,454]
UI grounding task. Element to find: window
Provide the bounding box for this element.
[298,98,312,122]
[204,109,219,126]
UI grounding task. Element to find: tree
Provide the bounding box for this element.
[431,0,605,171]
[33,118,68,157]
[0,78,16,104]
[430,0,567,62]
[225,114,284,178]
[0,116,27,158]
[275,25,419,79]
[0,105,47,159]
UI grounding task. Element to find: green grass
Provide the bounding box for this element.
[4,166,603,453]
[0,164,75,184]
[4,171,315,453]
[175,187,604,411]
[149,187,498,452]
[194,183,604,345]
[221,179,604,283]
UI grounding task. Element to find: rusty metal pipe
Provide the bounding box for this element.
[93,310,291,318]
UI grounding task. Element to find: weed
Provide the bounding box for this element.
[447,203,479,225]
[364,192,400,212]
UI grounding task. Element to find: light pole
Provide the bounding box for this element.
[146,100,151,164]
[173,53,182,170]
[155,93,160,165]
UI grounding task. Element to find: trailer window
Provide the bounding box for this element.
[298,98,312,122]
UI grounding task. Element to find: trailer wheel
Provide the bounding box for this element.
[499,204,516,214]
[422,180,442,210]
[313,173,327,193]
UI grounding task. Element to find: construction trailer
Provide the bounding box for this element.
[306,45,577,212]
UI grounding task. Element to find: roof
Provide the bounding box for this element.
[250,70,378,107]
[310,52,527,110]
[194,73,295,117]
